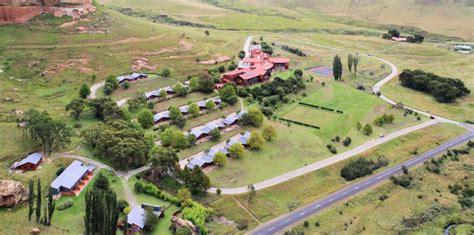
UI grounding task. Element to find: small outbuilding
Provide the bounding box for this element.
[13,152,43,171]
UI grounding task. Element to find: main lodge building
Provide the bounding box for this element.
[221,45,289,87]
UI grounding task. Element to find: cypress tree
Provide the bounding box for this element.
[36,179,41,223]
[28,179,34,221]
[46,190,55,226]
[84,174,119,235]
[123,215,128,235]
[353,56,359,76]
[333,55,343,81]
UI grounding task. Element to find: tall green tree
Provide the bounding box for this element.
[42,189,55,226]
[137,110,154,129]
[169,106,186,128]
[189,103,200,118]
[80,83,91,99]
[261,124,277,141]
[25,109,73,155]
[198,73,215,93]
[213,152,227,166]
[363,123,373,136]
[180,166,211,195]
[333,55,343,81]
[66,98,86,120]
[36,179,41,223]
[28,179,34,221]
[149,146,179,180]
[173,83,187,97]
[219,84,238,105]
[84,174,119,235]
[243,107,264,127]
[347,54,354,73]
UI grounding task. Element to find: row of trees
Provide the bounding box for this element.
[333,54,360,81]
[340,156,389,181]
[356,122,373,136]
[280,45,307,57]
[84,174,120,235]
[399,69,470,103]
[28,179,55,226]
[66,97,128,122]
[382,29,424,43]
[374,114,395,126]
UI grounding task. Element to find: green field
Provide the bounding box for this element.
[289,147,474,234]
[206,123,467,232]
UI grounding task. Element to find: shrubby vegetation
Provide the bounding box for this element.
[399,69,470,103]
[341,156,389,181]
[374,114,394,126]
[382,29,425,43]
[81,120,153,170]
[280,45,307,57]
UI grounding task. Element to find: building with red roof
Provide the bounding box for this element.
[221,46,289,87]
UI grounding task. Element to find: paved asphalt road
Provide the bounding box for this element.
[251,131,474,235]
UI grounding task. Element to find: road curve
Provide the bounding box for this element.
[207,35,465,194]
[251,131,474,235]
[88,81,105,99]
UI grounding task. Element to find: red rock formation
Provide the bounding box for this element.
[0,0,91,24]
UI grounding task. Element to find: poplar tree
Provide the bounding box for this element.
[36,179,41,223]
[28,179,34,221]
[348,54,353,73]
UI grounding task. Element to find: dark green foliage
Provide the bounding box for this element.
[36,179,41,223]
[388,29,400,37]
[390,175,413,188]
[241,106,264,127]
[401,205,448,228]
[80,121,149,170]
[28,179,34,221]
[88,97,128,122]
[149,146,179,180]
[260,41,273,55]
[399,69,470,103]
[161,68,171,77]
[80,83,91,99]
[137,110,154,129]
[180,166,211,195]
[238,51,246,59]
[84,175,118,235]
[66,98,86,120]
[333,55,343,81]
[104,75,119,95]
[219,84,238,105]
[362,123,373,135]
[342,137,352,146]
[280,45,307,57]
[341,157,389,181]
[24,109,73,156]
[198,72,215,93]
[144,207,160,231]
[245,76,305,107]
[374,114,395,126]
[127,94,147,111]
[210,128,221,141]
[93,173,110,189]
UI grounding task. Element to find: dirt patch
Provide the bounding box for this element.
[131,57,157,72]
[44,57,93,75]
[143,36,193,56]
[199,54,232,65]
[213,216,236,226]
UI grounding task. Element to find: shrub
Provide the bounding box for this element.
[216,188,221,195]
[118,199,129,212]
[123,82,130,89]
[303,221,309,227]
[56,167,65,176]
[57,199,73,210]
[343,137,352,146]
[73,122,82,128]
[210,128,221,141]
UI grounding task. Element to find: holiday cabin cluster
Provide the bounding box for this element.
[220,45,290,87]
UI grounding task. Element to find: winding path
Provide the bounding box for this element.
[66,35,473,206]
[207,35,470,194]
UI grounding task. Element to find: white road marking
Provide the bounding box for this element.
[355,186,359,189]
[300,212,306,216]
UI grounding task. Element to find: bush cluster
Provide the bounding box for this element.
[57,199,73,210]
[134,181,181,205]
[280,45,307,57]
[399,69,470,103]
[374,114,395,126]
[340,156,389,181]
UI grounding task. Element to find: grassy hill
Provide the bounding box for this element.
[202,0,474,40]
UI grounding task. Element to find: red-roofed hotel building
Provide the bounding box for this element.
[221,46,289,87]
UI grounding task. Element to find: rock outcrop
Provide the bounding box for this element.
[0,180,28,208]
[0,0,92,24]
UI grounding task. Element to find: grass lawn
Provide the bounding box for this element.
[206,123,466,232]
[207,81,424,188]
[289,147,474,234]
